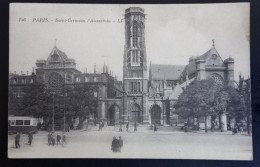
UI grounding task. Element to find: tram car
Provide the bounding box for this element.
[8,115,39,134]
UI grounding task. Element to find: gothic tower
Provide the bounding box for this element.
[123,7,148,124]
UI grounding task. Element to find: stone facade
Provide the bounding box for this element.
[123,7,149,124]
[9,7,235,129]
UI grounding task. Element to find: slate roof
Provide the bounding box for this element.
[150,64,186,80]
[54,46,68,59]
[179,46,224,81]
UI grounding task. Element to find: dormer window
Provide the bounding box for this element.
[76,77,80,82]
[13,78,17,84]
[21,78,26,84]
[51,54,59,61]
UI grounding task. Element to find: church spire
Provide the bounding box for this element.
[103,63,105,73]
[54,39,57,47]
[212,39,215,47]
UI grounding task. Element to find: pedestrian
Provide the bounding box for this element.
[232,125,238,135]
[62,132,67,145]
[28,132,33,145]
[51,135,55,146]
[154,124,157,132]
[126,123,129,132]
[48,132,52,145]
[102,121,104,128]
[15,132,21,149]
[111,136,117,152]
[98,123,101,131]
[57,134,61,145]
[118,136,123,152]
[119,123,122,132]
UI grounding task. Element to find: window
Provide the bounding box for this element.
[131,81,140,93]
[76,77,80,82]
[30,79,34,84]
[16,120,23,125]
[94,77,97,82]
[32,120,37,126]
[24,120,30,125]
[13,78,17,84]
[94,91,98,97]
[85,77,89,82]
[66,73,73,83]
[21,78,26,84]
[11,120,15,125]
[131,50,140,66]
[133,21,138,47]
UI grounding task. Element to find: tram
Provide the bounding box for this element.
[8,115,39,134]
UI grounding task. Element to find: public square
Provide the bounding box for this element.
[8,125,252,160]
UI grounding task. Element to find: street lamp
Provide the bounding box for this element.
[160,93,164,125]
[63,91,67,132]
[133,96,137,131]
[52,92,55,132]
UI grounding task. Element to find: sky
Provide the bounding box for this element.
[9,3,250,81]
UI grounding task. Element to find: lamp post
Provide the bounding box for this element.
[133,96,137,131]
[52,93,55,131]
[160,93,164,125]
[63,91,67,132]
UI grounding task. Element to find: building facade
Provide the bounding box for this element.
[123,7,149,124]
[9,7,235,130]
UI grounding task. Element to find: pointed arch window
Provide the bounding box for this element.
[140,22,144,48]
[133,21,138,47]
[126,22,131,48]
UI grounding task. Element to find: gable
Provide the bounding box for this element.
[201,47,224,66]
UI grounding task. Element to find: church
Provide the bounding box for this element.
[9,7,235,130]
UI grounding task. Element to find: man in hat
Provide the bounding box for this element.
[15,132,21,149]
[28,132,33,145]
[118,136,123,152]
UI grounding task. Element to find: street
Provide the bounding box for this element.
[8,125,253,160]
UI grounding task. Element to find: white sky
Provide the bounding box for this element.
[9,3,250,81]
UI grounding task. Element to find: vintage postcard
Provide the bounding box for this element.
[8,3,252,159]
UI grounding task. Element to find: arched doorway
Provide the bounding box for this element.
[151,104,161,125]
[108,105,120,126]
[130,103,141,124]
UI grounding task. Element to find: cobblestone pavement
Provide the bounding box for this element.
[8,125,253,159]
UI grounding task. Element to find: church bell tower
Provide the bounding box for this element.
[123,7,148,124]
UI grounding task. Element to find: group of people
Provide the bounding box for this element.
[118,122,129,132]
[14,132,33,149]
[111,136,123,152]
[48,132,67,146]
[232,124,244,135]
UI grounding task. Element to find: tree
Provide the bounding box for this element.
[65,85,99,129]
[175,79,217,132]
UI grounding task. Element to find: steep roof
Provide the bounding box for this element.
[47,46,69,63]
[150,64,185,80]
[179,46,224,81]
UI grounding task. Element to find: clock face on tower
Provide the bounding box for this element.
[210,73,224,86]
[48,72,64,89]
